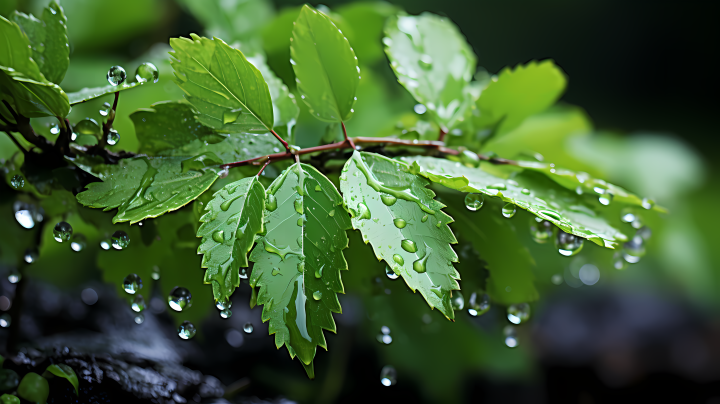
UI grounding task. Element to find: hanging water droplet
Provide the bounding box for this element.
[218,308,231,318]
[504,325,518,348]
[243,322,254,334]
[135,62,159,83]
[413,251,429,273]
[385,266,399,280]
[451,291,464,310]
[168,286,193,311]
[376,325,393,344]
[123,274,142,294]
[418,54,433,70]
[23,248,38,264]
[53,222,73,243]
[131,295,146,312]
[413,104,427,114]
[70,233,87,252]
[620,208,636,223]
[421,215,428,223]
[551,273,563,285]
[100,238,111,250]
[0,314,12,328]
[507,303,531,324]
[400,239,417,253]
[392,254,404,266]
[556,231,584,256]
[313,290,322,300]
[134,313,145,324]
[380,365,397,386]
[10,175,24,189]
[393,218,406,228]
[106,129,120,146]
[13,201,39,229]
[613,252,627,270]
[8,268,21,283]
[50,123,60,135]
[622,235,645,264]
[641,198,655,210]
[357,202,371,219]
[530,218,554,244]
[464,193,484,211]
[212,230,224,243]
[74,118,101,136]
[381,194,397,206]
[467,291,490,316]
[239,267,248,279]
[107,65,127,86]
[597,189,613,206]
[111,230,130,250]
[502,203,516,218]
[151,265,160,280]
[178,321,196,339]
[216,298,232,311]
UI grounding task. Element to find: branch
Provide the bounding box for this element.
[271,129,291,153]
[2,131,27,155]
[438,128,447,142]
[341,122,355,149]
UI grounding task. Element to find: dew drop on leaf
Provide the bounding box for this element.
[135,62,159,83]
[613,252,628,270]
[111,231,130,250]
[151,265,160,280]
[266,194,277,211]
[623,235,646,264]
[178,321,196,339]
[74,118,101,136]
[392,254,404,266]
[357,202,371,219]
[467,291,490,316]
[106,129,120,146]
[502,203,517,218]
[134,314,145,324]
[380,365,397,386]
[53,222,73,243]
[312,291,322,300]
[212,230,224,243]
[464,193,484,211]
[418,54,433,70]
[385,266,399,280]
[530,218,554,244]
[381,194,397,206]
[641,198,655,210]
[239,268,248,279]
[123,274,142,294]
[10,175,24,189]
[421,214,428,223]
[107,65,127,86]
[507,303,531,324]
[216,298,232,311]
[556,231,584,256]
[168,286,192,311]
[49,123,60,135]
[401,240,417,253]
[100,238,111,250]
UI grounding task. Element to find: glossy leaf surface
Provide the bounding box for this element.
[197,176,265,302]
[247,54,299,138]
[45,364,79,395]
[249,163,351,368]
[340,151,459,319]
[290,5,359,122]
[13,1,69,84]
[17,373,48,404]
[67,81,147,105]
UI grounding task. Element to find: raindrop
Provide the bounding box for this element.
[556,231,584,256]
[504,325,518,348]
[111,230,130,250]
[385,266,399,280]
[70,233,87,252]
[623,235,645,264]
[0,314,11,328]
[23,248,38,264]
[106,129,120,146]
[400,239,417,253]
[74,118,101,136]
[131,295,146,312]
[551,274,563,285]
[467,291,490,316]
[107,65,127,86]
[134,314,145,324]
[123,274,142,294]
[620,208,636,223]
[151,265,160,280]
[239,268,248,279]
[266,194,277,211]
[216,298,232,311]
[100,238,111,250]
[502,203,516,218]
[393,218,406,228]
[380,365,397,386]
[641,198,655,210]
[377,325,392,344]
[381,194,397,206]
[413,104,427,114]
[392,254,404,266]
[13,202,37,229]
[53,222,73,243]
[598,190,613,206]
[313,290,322,300]
[530,218,554,244]
[464,193,484,211]
[579,264,600,285]
[8,268,21,283]
[451,291,464,310]
[10,175,24,189]
[220,309,232,319]
[243,322,254,334]
[613,252,627,270]
[507,303,531,324]
[50,123,60,135]
[135,62,159,83]
[168,286,192,311]
[178,321,197,339]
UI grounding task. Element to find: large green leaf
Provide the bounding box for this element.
[475,60,567,136]
[290,5,359,122]
[170,34,275,134]
[13,1,69,85]
[197,176,265,302]
[401,156,628,248]
[247,54,299,138]
[340,151,460,319]
[336,2,399,65]
[383,13,476,130]
[249,162,351,371]
[17,373,48,404]
[75,156,219,224]
[66,81,148,105]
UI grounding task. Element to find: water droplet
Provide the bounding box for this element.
[13,201,42,229]
[393,218,406,228]
[271,267,281,276]
[212,230,224,243]
[133,313,144,324]
[421,215,428,223]
[641,198,655,210]
[111,230,130,250]
[178,321,196,339]
[74,118,101,136]
[596,189,613,205]
[381,194,397,206]
[357,202,371,219]
[392,254,404,266]
[377,326,393,344]
[313,290,322,300]
[168,286,192,311]
[530,219,554,244]
[385,266,399,280]
[464,194,484,211]
[151,265,160,280]
[328,209,335,217]
[100,238,111,250]
[451,291,464,310]
[107,65,127,86]
[613,252,628,270]
[502,203,516,218]
[216,298,232,311]
[106,129,120,146]
[623,235,645,264]
[123,274,142,294]
[266,194,277,211]
[8,268,21,283]
[52,222,73,243]
[50,123,60,135]
[70,233,87,252]
[23,248,38,264]
[131,295,146,312]
[556,231,584,256]
[10,175,24,189]
[243,322,254,333]
[239,267,248,279]
[135,62,159,83]
[504,325,518,348]
[467,292,490,316]
[507,303,531,324]
[551,274,563,285]
[412,250,429,273]
[0,314,12,328]
[380,365,397,386]
[401,240,417,253]
[413,104,427,114]
[620,208,636,223]
[294,197,304,214]
[314,185,321,192]
[417,54,433,70]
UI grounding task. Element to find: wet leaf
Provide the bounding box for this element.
[0,394,19,404]
[383,13,476,130]
[290,5,359,122]
[247,54,299,140]
[66,81,147,105]
[13,1,69,85]
[336,2,399,65]
[197,176,265,302]
[340,151,460,320]
[249,162,351,375]
[44,364,78,395]
[17,372,48,404]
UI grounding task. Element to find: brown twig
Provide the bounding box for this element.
[341,122,355,149]
[256,159,271,176]
[438,128,448,142]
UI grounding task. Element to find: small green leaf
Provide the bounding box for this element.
[44,364,78,395]
[401,156,628,248]
[170,34,275,133]
[475,60,567,136]
[290,5,360,122]
[246,54,299,139]
[13,1,69,84]
[249,162,351,369]
[76,156,219,224]
[340,151,460,320]
[0,394,20,404]
[197,176,265,302]
[384,13,476,130]
[0,369,19,391]
[66,81,147,105]
[17,372,48,404]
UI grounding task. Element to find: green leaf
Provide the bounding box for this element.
[340,151,460,320]
[13,1,69,84]
[290,5,360,122]
[246,54,299,139]
[44,364,78,395]
[75,156,219,224]
[401,155,628,248]
[170,34,275,134]
[66,81,147,105]
[17,373,48,404]
[475,60,567,136]
[0,394,20,404]
[336,2,399,65]
[197,176,265,302]
[249,162,351,369]
[383,13,476,130]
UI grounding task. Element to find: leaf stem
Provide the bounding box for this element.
[341,122,355,149]
[438,128,447,142]
[257,158,271,176]
[270,129,291,153]
[2,131,27,155]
